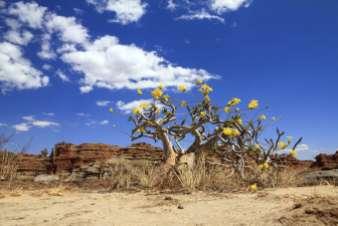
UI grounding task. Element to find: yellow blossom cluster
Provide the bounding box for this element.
[178,84,187,93]
[289,149,297,158]
[248,99,259,110]
[199,84,213,95]
[151,87,163,99]
[227,97,241,107]
[278,141,288,150]
[222,127,240,137]
[199,111,207,118]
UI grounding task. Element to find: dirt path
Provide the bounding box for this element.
[0,186,337,226]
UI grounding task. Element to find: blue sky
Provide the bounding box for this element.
[0,0,337,159]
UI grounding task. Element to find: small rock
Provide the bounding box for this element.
[177,204,184,209]
[164,196,173,201]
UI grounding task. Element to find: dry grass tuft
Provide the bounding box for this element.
[0,150,19,186]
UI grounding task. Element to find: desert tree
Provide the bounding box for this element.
[126,82,303,180]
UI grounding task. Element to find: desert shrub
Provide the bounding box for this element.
[105,158,135,190]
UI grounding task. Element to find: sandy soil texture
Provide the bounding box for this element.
[0,186,337,226]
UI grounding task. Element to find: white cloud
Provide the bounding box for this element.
[45,13,89,45]
[76,112,90,117]
[62,35,213,93]
[22,115,34,121]
[37,34,56,59]
[96,100,111,107]
[0,42,49,92]
[1,1,214,93]
[56,70,70,82]
[166,0,250,22]
[42,64,52,71]
[87,0,147,25]
[4,30,33,46]
[116,99,152,114]
[8,1,47,28]
[99,120,109,125]
[176,10,225,23]
[0,122,7,127]
[167,0,177,11]
[14,116,59,132]
[31,120,59,128]
[13,123,31,132]
[210,0,249,14]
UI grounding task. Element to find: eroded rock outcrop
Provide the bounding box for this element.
[312,151,338,170]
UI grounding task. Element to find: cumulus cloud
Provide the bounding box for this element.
[96,100,111,107]
[4,30,33,46]
[116,99,153,114]
[167,0,250,22]
[176,9,225,23]
[210,0,250,13]
[45,14,89,44]
[0,42,49,92]
[62,35,213,93]
[1,1,214,93]
[13,116,59,132]
[87,0,147,25]
[8,1,47,28]
[13,123,31,132]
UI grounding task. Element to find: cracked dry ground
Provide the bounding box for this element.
[0,185,337,226]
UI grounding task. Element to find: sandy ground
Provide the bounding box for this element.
[0,185,337,226]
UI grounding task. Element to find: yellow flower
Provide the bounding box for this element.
[151,88,163,99]
[224,106,231,113]
[278,141,288,150]
[258,162,270,171]
[248,99,259,110]
[259,114,266,121]
[249,183,258,192]
[132,107,142,115]
[289,149,298,158]
[222,127,240,137]
[227,97,241,107]
[180,100,187,107]
[234,117,243,125]
[178,84,187,92]
[136,88,143,95]
[108,108,113,113]
[199,84,213,95]
[200,111,207,118]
